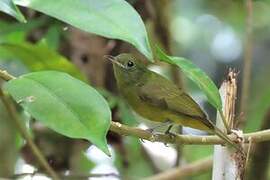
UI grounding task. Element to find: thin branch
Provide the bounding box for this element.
[239,0,253,127]
[11,172,120,179]
[110,121,270,145]
[143,157,212,180]
[0,90,60,180]
[0,70,15,81]
[247,108,270,180]
[218,109,230,133]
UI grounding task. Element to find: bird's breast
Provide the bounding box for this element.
[120,85,211,131]
[121,87,173,123]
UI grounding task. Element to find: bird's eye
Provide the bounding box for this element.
[127,61,134,67]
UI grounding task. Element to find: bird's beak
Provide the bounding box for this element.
[104,55,125,69]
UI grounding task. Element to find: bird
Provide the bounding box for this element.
[106,53,242,152]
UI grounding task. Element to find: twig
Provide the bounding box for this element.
[11,172,120,179]
[218,110,230,133]
[110,121,270,145]
[143,157,212,180]
[0,89,60,180]
[239,0,253,127]
[245,137,252,170]
[247,108,270,180]
[0,70,15,81]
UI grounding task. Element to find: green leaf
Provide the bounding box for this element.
[14,0,153,60]
[0,42,87,81]
[4,71,111,155]
[156,46,222,110]
[0,0,26,23]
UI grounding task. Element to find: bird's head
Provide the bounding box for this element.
[105,53,148,85]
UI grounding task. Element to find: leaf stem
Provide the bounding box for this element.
[218,109,230,133]
[0,89,60,180]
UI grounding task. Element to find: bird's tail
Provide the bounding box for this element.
[213,126,243,153]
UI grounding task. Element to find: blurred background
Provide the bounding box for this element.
[1,0,270,179]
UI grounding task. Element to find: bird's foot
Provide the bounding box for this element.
[164,125,175,137]
[165,131,176,140]
[163,125,176,146]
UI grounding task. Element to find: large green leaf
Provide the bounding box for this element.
[13,0,153,60]
[0,42,87,81]
[156,47,222,110]
[4,71,111,155]
[0,0,26,23]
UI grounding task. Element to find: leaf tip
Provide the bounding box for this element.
[98,143,111,157]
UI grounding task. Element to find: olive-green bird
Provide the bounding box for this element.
[107,53,241,151]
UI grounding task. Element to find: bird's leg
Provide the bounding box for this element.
[165,125,176,138]
[140,120,172,143]
[163,122,177,147]
[165,124,173,134]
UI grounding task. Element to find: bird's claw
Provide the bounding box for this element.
[163,130,176,147]
[166,131,176,140]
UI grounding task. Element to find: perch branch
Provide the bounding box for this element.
[10,172,119,179]
[110,121,270,145]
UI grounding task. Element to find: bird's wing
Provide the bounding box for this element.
[138,76,207,120]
